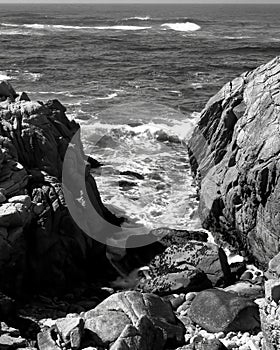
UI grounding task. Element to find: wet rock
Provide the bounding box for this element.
[120,170,144,180]
[95,135,118,148]
[189,289,260,333]
[188,56,280,266]
[0,81,16,100]
[16,92,30,102]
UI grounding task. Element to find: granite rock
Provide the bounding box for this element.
[188,56,280,267]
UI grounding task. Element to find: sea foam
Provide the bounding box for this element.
[123,16,151,21]
[93,25,151,31]
[161,22,201,32]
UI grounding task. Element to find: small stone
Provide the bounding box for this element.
[265,280,280,303]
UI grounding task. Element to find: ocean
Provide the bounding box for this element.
[1,3,280,232]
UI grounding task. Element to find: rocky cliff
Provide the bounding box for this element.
[0,81,122,297]
[188,56,280,267]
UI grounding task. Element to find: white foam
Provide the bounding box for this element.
[22,71,42,81]
[124,16,151,21]
[94,25,151,31]
[161,22,201,32]
[0,72,12,80]
[95,93,118,100]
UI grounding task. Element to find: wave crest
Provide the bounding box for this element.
[161,22,201,32]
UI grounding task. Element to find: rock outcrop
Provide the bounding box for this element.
[0,82,122,297]
[188,56,280,267]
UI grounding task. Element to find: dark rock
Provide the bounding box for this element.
[0,81,16,100]
[188,56,280,266]
[95,135,118,148]
[118,180,137,190]
[189,289,260,333]
[120,170,144,180]
[138,240,231,295]
[0,83,123,296]
[86,156,102,169]
[15,92,30,102]
[193,336,227,350]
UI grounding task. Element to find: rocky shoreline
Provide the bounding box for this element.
[0,56,279,350]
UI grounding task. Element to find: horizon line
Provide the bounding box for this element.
[0,1,280,3]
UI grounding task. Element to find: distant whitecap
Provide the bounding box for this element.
[161,22,201,32]
[93,25,151,31]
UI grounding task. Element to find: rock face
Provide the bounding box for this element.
[188,56,280,267]
[0,83,122,296]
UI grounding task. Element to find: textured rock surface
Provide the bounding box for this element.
[259,280,280,350]
[0,84,122,296]
[189,289,260,333]
[188,56,280,267]
[84,291,185,347]
[138,240,231,295]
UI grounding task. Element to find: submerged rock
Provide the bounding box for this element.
[188,56,280,266]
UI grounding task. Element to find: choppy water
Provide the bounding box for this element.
[1,3,280,231]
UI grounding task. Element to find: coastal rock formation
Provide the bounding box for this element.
[35,291,184,350]
[189,289,260,333]
[0,83,122,296]
[188,56,280,267]
[138,239,232,295]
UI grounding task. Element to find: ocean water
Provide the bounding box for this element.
[1,3,280,232]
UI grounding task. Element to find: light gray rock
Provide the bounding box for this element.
[84,291,185,348]
[189,289,260,333]
[188,56,280,266]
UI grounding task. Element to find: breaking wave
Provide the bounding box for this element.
[161,22,201,32]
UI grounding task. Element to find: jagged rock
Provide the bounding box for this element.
[0,81,16,100]
[0,85,123,296]
[55,316,83,344]
[189,289,260,333]
[0,334,27,349]
[110,316,166,350]
[84,291,185,348]
[37,328,60,350]
[15,92,30,102]
[188,56,280,266]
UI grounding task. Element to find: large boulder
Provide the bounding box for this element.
[189,289,260,333]
[138,240,231,295]
[188,56,280,267]
[84,291,185,348]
